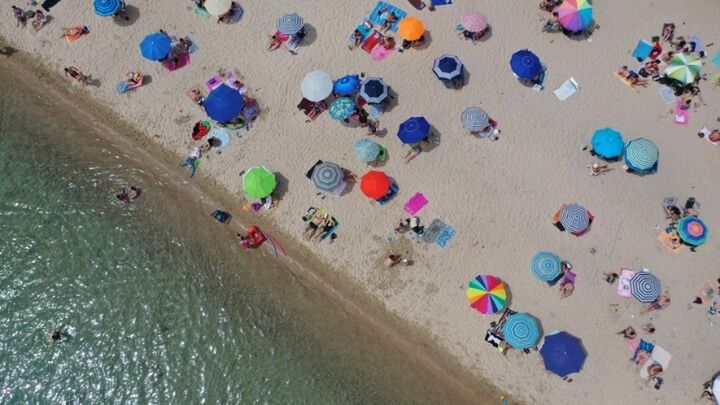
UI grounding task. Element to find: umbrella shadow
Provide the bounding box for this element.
[477,26,493,43]
[415,30,432,50]
[384,88,399,112]
[302,23,317,47]
[40,0,63,12]
[462,69,472,87]
[89,77,101,88]
[426,127,442,152]
[142,74,153,86]
[114,5,140,27]
[272,172,289,201]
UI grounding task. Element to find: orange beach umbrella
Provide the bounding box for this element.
[360,170,391,199]
[398,17,425,41]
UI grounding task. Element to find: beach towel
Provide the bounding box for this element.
[205,75,223,91]
[658,86,675,105]
[640,345,671,379]
[362,31,383,53]
[553,77,580,101]
[349,22,373,44]
[116,81,130,94]
[223,72,247,94]
[657,230,684,253]
[368,2,407,33]
[371,44,393,61]
[430,0,452,5]
[673,99,689,125]
[404,193,428,215]
[712,52,720,68]
[163,52,189,72]
[699,127,720,146]
[617,269,634,298]
[185,36,199,54]
[321,218,339,240]
[436,225,455,248]
[297,98,327,120]
[208,128,230,148]
[632,40,652,62]
[63,25,87,43]
[377,181,398,205]
[422,219,445,243]
[192,5,211,18]
[630,339,654,362]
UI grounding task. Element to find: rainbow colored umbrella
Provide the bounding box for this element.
[664,54,702,84]
[466,275,507,315]
[677,216,708,246]
[557,0,592,33]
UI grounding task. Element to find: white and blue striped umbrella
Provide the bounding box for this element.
[461,107,489,131]
[359,77,389,104]
[503,313,541,349]
[531,251,561,281]
[629,272,661,303]
[433,54,463,81]
[311,161,344,192]
[560,203,590,234]
[277,13,304,35]
[624,138,658,173]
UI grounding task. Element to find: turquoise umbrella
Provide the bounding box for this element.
[591,128,624,159]
[354,138,380,162]
[503,313,541,349]
[329,97,356,120]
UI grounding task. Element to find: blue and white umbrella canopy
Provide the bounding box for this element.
[560,203,590,234]
[461,107,489,132]
[359,77,389,104]
[204,84,244,122]
[333,75,362,96]
[540,331,587,378]
[624,138,658,173]
[531,251,562,281]
[433,54,463,81]
[329,97,356,120]
[510,49,543,79]
[503,313,541,349]
[311,161,344,192]
[94,0,121,17]
[397,117,431,144]
[139,32,172,61]
[277,13,304,35]
[629,272,661,303]
[354,139,380,162]
[591,128,624,159]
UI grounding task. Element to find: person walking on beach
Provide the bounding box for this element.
[64,66,91,86]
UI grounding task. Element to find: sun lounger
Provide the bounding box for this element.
[404,192,428,215]
[553,77,579,101]
[617,269,634,298]
[673,99,689,125]
[368,2,407,33]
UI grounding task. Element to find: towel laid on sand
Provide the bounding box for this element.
[617,269,634,298]
[368,2,407,32]
[436,225,455,248]
[673,99,689,125]
[554,77,580,101]
[404,193,428,215]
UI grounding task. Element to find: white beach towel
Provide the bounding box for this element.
[554,77,579,101]
[640,345,671,379]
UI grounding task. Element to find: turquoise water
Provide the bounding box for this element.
[0,72,475,404]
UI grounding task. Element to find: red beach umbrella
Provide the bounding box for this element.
[360,170,391,199]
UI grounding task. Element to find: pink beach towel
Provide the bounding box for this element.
[617,269,634,298]
[674,99,689,125]
[163,53,190,72]
[371,45,393,61]
[404,193,428,215]
[205,75,223,91]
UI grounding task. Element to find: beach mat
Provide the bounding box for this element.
[372,44,393,61]
[640,345,671,379]
[422,219,445,243]
[163,52,189,72]
[368,2,407,33]
[632,40,652,62]
[673,99,689,125]
[614,72,635,90]
[657,230,684,253]
[404,192,428,215]
[658,86,675,105]
[436,225,455,248]
[431,0,452,5]
[185,36,199,53]
[617,269,634,298]
[554,77,579,101]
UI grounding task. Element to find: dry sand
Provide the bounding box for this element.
[3,0,720,403]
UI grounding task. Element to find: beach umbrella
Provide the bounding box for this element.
[204,0,232,16]
[333,75,361,96]
[360,170,391,199]
[540,331,587,377]
[397,117,430,144]
[510,49,543,80]
[359,77,389,104]
[311,161,344,192]
[94,0,121,17]
[204,84,244,122]
[676,216,708,246]
[398,17,425,41]
[629,272,661,303]
[664,54,702,84]
[531,251,562,282]
[624,138,658,173]
[560,203,590,234]
[277,13,304,35]
[502,313,540,349]
[242,166,276,199]
[713,375,720,400]
[461,12,488,33]
[328,97,356,120]
[466,275,507,315]
[557,0,593,32]
[433,54,463,81]
[353,139,380,162]
[591,128,624,159]
[301,70,333,102]
[462,107,489,132]
[139,32,172,61]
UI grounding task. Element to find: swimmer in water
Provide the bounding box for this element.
[116,186,142,204]
[48,327,69,344]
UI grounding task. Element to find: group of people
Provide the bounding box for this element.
[301,207,337,243]
[268,26,307,55]
[11,5,46,30]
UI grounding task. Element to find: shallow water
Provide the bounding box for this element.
[0,68,479,404]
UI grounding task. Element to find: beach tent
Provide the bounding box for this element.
[531,251,562,281]
[397,117,430,144]
[204,84,244,122]
[359,77,389,104]
[311,161,345,193]
[676,216,708,246]
[510,49,543,80]
[301,70,333,102]
[540,331,587,377]
[329,97,356,120]
[462,107,489,132]
[591,128,624,159]
[398,17,425,41]
[557,0,592,33]
[559,203,591,235]
[277,13,304,35]
[94,0,122,17]
[461,12,487,33]
[139,32,172,61]
[433,54,463,81]
[204,0,232,16]
[503,313,540,349]
[333,75,362,96]
[354,139,380,162]
[629,271,661,303]
[467,275,507,315]
[360,170,391,199]
[243,167,276,199]
[624,138,658,173]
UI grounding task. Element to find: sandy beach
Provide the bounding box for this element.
[3,0,720,403]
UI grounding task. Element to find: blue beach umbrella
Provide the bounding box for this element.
[510,49,543,80]
[560,203,590,234]
[354,139,380,162]
[139,32,172,61]
[359,77,389,104]
[329,97,356,120]
[591,128,624,159]
[531,251,561,281]
[204,84,244,122]
[503,313,541,349]
[629,271,661,303]
[277,13,304,35]
[540,331,587,377]
[94,0,121,17]
[397,117,430,144]
[624,138,658,173]
[334,75,362,96]
[433,54,463,81]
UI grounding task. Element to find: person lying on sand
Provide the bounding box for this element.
[603,272,619,284]
[404,138,431,163]
[11,5,26,27]
[60,26,90,39]
[641,294,671,314]
[64,66,91,86]
[617,326,636,339]
[618,66,648,89]
[590,162,612,176]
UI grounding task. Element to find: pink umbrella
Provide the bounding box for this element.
[461,12,488,34]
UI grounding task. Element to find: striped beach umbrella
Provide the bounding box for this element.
[676,216,708,246]
[94,0,121,17]
[557,0,593,33]
[359,77,389,104]
[531,251,562,281]
[329,97,356,120]
[629,272,661,303]
[461,12,488,33]
[277,13,304,35]
[433,54,463,81]
[301,70,333,102]
[560,203,590,234]
[397,117,430,144]
[462,107,489,132]
[398,17,425,41]
[139,32,172,61]
[354,139,380,162]
[204,0,232,16]
[466,275,507,315]
[311,161,344,192]
[243,166,276,199]
[503,313,541,349]
[510,49,543,80]
[664,54,702,84]
[360,170,391,199]
[624,138,658,173]
[540,331,587,377]
[333,75,361,96]
[591,128,624,159]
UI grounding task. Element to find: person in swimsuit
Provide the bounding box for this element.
[64,66,92,86]
[617,326,637,339]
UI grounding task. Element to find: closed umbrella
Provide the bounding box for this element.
[510,49,543,80]
[360,170,391,199]
[277,13,304,35]
[461,12,488,33]
[329,97,356,120]
[398,17,425,41]
[243,167,276,199]
[557,0,593,33]
[433,54,463,81]
[139,32,171,61]
[502,313,540,349]
[629,271,661,303]
[94,0,121,17]
[301,70,333,102]
[531,251,562,281]
[560,203,590,234]
[664,54,702,84]
[359,77,389,104]
[591,128,624,159]
[204,84,244,122]
[397,117,430,144]
[676,216,708,246]
[624,138,658,173]
[204,0,232,16]
[354,139,380,162]
[311,161,344,192]
[466,275,507,315]
[333,75,361,95]
[462,107,489,132]
[540,331,587,377]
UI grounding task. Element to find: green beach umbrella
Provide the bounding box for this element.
[242,166,276,199]
[664,54,701,84]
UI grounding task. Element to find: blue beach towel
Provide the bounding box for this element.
[712,52,720,68]
[632,40,652,62]
[377,181,398,205]
[116,81,129,94]
[436,225,455,248]
[430,0,452,5]
[348,22,373,43]
[185,36,199,54]
[368,2,407,33]
[321,218,339,240]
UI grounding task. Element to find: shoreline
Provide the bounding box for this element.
[0,39,506,404]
